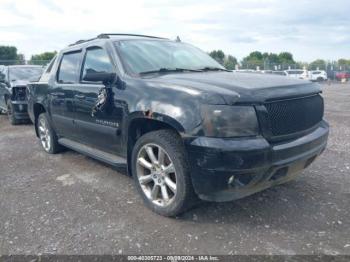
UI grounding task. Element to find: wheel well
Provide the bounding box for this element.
[33,103,46,137]
[127,118,181,175]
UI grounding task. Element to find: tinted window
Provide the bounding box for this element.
[82,48,113,80]
[58,52,81,83]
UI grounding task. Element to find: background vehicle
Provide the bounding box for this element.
[271,71,287,76]
[232,69,257,73]
[309,70,328,82]
[285,69,309,79]
[335,71,350,81]
[0,65,43,124]
[27,34,329,216]
[261,70,273,74]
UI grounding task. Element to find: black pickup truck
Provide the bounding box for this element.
[27,34,329,216]
[0,65,43,124]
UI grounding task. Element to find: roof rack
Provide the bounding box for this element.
[68,33,167,47]
[68,37,99,46]
[97,33,167,39]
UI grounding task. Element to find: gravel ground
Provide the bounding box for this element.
[0,82,349,255]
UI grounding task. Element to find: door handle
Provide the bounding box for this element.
[74,94,85,100]
[51,92,65,97]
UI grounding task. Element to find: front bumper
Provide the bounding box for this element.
[185,120,329,202]
[11,100,30,120]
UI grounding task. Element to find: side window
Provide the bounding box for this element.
[57,51,81,84]
[81,47,114,80]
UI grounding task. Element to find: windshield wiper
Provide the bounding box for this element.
[198,67,230,72]
[139,68,203,75]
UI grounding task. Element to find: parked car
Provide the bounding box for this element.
[309,70,328,82]
[335,71,350,81]
[261,70,273,74]
[285,69,309,79]
[233,69,257,73]
[0,65,43,124]
[27,34,329,216]
[271,71,287,76]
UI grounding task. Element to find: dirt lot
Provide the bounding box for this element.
[0,82,349,255]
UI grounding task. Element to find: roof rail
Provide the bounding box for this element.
[68,33,167,47]
[97,33,167,39]
[68,37,99,46]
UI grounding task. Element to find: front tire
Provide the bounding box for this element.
[131,130,197,217]
[37,113,62,154]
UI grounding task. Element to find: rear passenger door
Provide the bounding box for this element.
[50,51,82,139]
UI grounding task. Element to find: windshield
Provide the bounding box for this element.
[115,40,224,74]
[9,67,43,82]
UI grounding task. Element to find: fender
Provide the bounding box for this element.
[126,111,185,137]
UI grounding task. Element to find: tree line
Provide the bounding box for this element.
[0,46,56,66]
[0,45,349,71]
[209,49,350,71]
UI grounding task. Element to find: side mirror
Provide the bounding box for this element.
[83,72,116,86]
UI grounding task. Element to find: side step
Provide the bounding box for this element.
[58,138,127,168]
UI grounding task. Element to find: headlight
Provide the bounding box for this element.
[201,105,259,137]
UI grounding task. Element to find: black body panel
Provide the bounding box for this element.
[26,35,329,202]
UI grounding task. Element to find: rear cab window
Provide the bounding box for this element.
[39,56,57,82]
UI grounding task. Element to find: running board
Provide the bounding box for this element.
[58,138,127,168]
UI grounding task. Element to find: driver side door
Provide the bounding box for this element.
[74,45,120,153]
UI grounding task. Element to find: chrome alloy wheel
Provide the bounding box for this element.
[136,143,177,207]
[38,117,51,152]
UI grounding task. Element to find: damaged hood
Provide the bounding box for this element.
[145,71,321,104]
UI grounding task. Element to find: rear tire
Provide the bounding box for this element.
[131,129,197,217]
[7,100,19,125]
[37,113,62,154]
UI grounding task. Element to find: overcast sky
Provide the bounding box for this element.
[0,0,349,62]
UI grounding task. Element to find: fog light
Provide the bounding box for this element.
[228,175,235,185]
